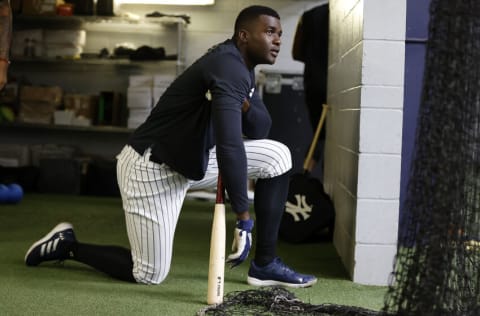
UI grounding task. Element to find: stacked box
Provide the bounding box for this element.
[153,74,175,104]
[43,30,86,59]
[126,74,175,129]
[127,75,153,129]
[19,85,63,124]
[63,93,98,126]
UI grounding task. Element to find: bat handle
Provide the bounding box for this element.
[303,104,328,173]
[216,173,224,204]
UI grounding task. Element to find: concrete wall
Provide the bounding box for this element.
[326,0,406,285]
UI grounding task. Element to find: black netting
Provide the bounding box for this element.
[383,0,480,315]
[197,286,382,316]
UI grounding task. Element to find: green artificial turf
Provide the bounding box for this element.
[0,194,387,315]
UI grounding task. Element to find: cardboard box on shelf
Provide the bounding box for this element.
[63,93,97,120]
[18,85,63,124]
[22,0,62,16]
[18,101,58,124]
[20,85,63,105]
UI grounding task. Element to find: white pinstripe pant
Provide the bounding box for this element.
[116,139,292,284]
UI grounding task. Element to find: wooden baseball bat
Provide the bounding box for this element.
[207,174,226,305]
[303,104,328,172]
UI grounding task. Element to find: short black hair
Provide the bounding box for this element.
[233,5,280,36]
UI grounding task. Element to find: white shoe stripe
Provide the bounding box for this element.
[40,244,46,257]
[52,238,59,252]
[46,241,52,254]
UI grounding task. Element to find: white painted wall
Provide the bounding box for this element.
[326,0,405,285]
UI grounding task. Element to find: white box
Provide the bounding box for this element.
[128,108,150,128]
[128,108,151,121]
[44,30,86,46]
[127,87,152,109]
[53,110,74,125]
[71,116,92,127]
[127,118,143,129]
[153,74,175,87]
[129,75,153,87]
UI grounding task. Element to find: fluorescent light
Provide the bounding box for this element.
[118,0,214,5]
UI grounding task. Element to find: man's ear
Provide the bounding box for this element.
[238,29,249,43]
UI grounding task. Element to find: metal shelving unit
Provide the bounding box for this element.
[12,14,187,74]
[5,14,188,158]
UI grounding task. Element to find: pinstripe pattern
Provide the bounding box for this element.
[116,139,291,284]
[191,139,292,190]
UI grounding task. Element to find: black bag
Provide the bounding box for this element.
[279,104,335,243]
[280,173,335,243]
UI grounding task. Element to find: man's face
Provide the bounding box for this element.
[244,15,282,67]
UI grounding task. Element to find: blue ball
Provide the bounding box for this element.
[0,184,8,203]
[7,183,23,204]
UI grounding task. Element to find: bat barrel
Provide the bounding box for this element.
[207,204,226,304]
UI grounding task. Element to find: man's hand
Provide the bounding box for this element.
[242,98,250,112]
[226,218,254,268]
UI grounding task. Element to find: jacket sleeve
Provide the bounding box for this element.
[242,88,271,139]
[207,54,251,213]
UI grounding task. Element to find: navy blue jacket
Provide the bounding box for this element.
[129,39,272,213]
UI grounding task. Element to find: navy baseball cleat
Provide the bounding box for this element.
[247,257,317,288]
[25,222,76,266]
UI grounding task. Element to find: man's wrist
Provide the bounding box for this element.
[236,218,254,231]
[236,211,250,221]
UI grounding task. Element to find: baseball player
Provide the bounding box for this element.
[25,5,317,288]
